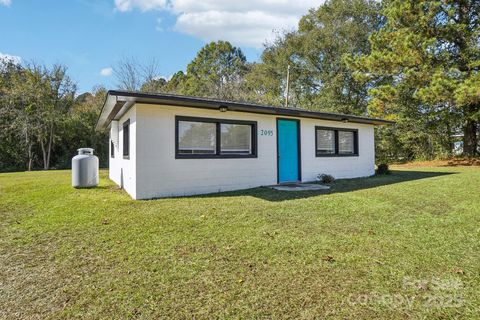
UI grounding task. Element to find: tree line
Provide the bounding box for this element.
[0,61,108,172]
[0,0,478,172]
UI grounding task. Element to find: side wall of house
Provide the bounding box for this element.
[109,120,120,184]
[108,105,137,198]
[132,103,375,199]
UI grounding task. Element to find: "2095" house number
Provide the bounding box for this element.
[260,130,274,136]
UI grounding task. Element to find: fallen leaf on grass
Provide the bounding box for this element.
[322,256,335,263]
[132,308,141,316]
[453,267,465,275]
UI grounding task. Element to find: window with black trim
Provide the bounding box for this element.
[123,119,130,159]
[315,126,358,157]
[110,140,115,158]
[175,116,257,158]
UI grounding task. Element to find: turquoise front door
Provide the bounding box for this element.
[277,119,300,183]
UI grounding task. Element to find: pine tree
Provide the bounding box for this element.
[356,0,479,156]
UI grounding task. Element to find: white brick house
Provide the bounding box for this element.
[96,91,392,199]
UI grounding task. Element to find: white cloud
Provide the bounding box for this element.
[100,67,113,76]
[175,10,299,48]
[171,0,320,16]
[114,0,167,12]
[0,52,21,64]
[114,0,323,48]
[156,74,173,81]
[0,0,11,7]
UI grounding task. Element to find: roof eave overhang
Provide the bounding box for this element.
[96,90,395,130]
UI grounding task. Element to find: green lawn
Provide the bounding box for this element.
[1,167,479,319]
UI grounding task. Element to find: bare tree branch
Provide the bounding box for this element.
[113,56,160,91]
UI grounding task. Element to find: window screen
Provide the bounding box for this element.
[316,129,335,154]
[338,131,355,154]
[220,123,252,155]
[178,121,216,154]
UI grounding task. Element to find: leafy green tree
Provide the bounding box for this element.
[0,61,50,171]
[355,0,479,157]
[59,87,108,168]
[1,63,77,170]
[182,41,249,100]
[0,60,34,171]
[38,64,77,169]
[141,77,167,93]
[242,36,291,106]
[163,71,187,94]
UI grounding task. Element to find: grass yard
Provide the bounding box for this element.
[1,166,479,319]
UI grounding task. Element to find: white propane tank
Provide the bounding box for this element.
[72,148,99,188]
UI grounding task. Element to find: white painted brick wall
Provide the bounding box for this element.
[108,105,137,198]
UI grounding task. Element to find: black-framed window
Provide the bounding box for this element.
[315,126,358,157]
[110,140,115,158]
[123,119,130,159]
[175,116,257,159]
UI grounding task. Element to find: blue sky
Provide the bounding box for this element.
[0,0,320,93]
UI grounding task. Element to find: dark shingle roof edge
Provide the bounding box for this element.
[96,90,395,130]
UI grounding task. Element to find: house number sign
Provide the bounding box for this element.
[260,129,274,136]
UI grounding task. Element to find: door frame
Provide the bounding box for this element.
[276,118,302,184]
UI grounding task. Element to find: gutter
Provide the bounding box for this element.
[96,90,395,130]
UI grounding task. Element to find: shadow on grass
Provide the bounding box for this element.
[73,185,113,190]
[193,170,456,202]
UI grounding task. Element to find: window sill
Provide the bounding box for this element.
[123,156,130,160]
[316,153,359,157]
[175,154,257,159]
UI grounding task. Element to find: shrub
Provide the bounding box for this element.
[376,163,390,175]
[316,173,335,184]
